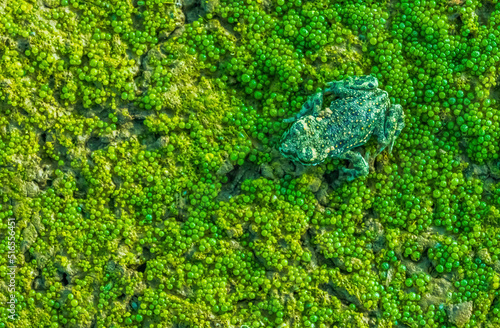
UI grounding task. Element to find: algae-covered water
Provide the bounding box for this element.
[1,0,500,327]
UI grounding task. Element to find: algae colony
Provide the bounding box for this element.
[2,0,500,327]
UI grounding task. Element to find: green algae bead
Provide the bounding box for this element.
[302,252,312,262]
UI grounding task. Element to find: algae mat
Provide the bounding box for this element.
[1,0,500,327]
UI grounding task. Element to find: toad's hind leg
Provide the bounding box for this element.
[283,91,323,123]
[338,150,370,182]
[374,104,405,156]
[324,75,379,98]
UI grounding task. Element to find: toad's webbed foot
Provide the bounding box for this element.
[283,91,323,123]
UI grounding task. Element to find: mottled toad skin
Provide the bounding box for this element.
[279,75,405,181]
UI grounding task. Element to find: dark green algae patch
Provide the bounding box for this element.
[2,0,500,327]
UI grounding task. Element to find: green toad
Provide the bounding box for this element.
[279,75,405,181]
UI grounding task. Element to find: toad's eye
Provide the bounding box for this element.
[368,83,374,88]
[298,146,317,163]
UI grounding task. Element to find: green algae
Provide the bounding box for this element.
[2,0,500,327]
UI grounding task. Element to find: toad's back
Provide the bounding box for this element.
[323,89,390,153]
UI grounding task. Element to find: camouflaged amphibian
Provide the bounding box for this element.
[279,75,405,181]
